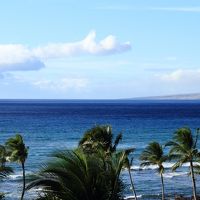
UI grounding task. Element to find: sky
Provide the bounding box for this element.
[0,0,200,99]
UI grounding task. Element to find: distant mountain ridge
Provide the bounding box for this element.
[134,93,200,100]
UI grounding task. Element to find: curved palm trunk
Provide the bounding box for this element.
[190,161,197,200]
[128,165,137,200]
[160,173,165,200]
[110,152,126,200]
[21,162,25,200]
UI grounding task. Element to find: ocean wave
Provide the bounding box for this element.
[129,162,196,171]
[9,171,34,180]
[124,195,142,199]
[163,172,188,178]
[130,162,173,171]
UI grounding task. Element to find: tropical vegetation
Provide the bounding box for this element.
[27,125,134,200]
[0,144,13,178]
[6,134,28,200]
[0,126,200,200]
[140,142,168,200]
[27,149,126,200]
[79,125,137,199]
[166,128,200,200]
[78,125,122,154]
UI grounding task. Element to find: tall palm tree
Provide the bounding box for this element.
[166,127,199,200]
[124,157,137,200]
[79,125,137,199]
[27,149,125,200]
[6,134,28,200]
[140,142,167,200]
[79,125,122,154]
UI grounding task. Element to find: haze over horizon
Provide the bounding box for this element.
[0,0,199,99]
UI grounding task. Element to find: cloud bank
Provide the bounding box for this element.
[0,31,131,72]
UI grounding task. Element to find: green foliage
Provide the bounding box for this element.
[0,145,7,167]
[140,142,167,174]
[5,125,200,199]
[79,125,136,199]
[140,141,167,200]
[166,127,200,200]
[6,134,28,200]
[166,127,199,171]
[78,125,122,154]
[27,149,124,200]
[5,134,28,164]
[0,166,13,179]
[0,145,13,178]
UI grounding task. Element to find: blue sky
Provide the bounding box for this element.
[0,0,200,99]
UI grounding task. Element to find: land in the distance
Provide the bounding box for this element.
[132,93,200,100]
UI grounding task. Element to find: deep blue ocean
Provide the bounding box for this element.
[1,100,200,199]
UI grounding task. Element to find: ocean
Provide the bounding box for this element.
[1,100,200,199]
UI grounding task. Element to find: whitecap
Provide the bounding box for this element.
[9,171,33,180]
[163,172,188,179]
[129,161,197,171]
[124,195,142,199]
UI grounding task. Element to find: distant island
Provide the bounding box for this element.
[133,93,200,100]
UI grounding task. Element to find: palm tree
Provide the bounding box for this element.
[79,125,137,199]
[124,157,138,200]
[140,142,167,200]
[78,125,122,154]
[6,134,28,200]
[27,149,125,200]
[166,127,199,200]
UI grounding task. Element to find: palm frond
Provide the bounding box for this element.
[0,166,13,178]
[193,128,200,148]
[140,142,164,164]
[27,150,124,200]
[6,134,28,163]
[171,160,184,171]
[111,133,122,152]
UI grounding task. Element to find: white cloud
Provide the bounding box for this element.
[152,69,200,94]
[0,59,45,72]
[33,31,131,58]
[0,45,45,72]
[32,78,89,91]
[0,45,30,64]
[0,31,131,73]
[159,69,200,82]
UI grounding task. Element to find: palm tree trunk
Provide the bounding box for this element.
[21,162,25,200]
[190,161,197,200]
[128,165,137,200]
[110,152,126,200]
[160,173,165,200]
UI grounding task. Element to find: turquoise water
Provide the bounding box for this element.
[0,100,200,199]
